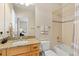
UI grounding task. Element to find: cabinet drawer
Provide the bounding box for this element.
[30,51,40,56]
[7,45,30,56]
[30,44,40,51]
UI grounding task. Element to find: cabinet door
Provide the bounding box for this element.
[7,45,30,56]
[0,4,5,39]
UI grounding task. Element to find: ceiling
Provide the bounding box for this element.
[12,3,35,13]
[11,3,63,16]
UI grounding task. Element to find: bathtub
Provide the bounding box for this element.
[58,44,74,55]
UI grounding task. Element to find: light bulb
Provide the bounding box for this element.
[19,3,33,6]
[25,3,33,6]
[19,3,24,5]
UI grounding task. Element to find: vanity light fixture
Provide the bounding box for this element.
[19,3,33,6]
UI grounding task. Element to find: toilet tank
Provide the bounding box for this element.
[40,41,50,51]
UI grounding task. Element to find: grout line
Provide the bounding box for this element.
[52,19,79,23]
[52,21,62,23]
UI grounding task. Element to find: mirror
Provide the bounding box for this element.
[8,3,35,39]
[0,3,35,40]
[0,4,4,40]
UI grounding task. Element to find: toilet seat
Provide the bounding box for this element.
[45,50,57,56]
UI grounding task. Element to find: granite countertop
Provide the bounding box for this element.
[0,38,40,50]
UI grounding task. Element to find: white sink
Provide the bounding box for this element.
[12,40,29,46]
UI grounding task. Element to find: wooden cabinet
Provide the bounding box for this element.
[0,43,40,56]
[6,43,40,56]
[6,45,30,56]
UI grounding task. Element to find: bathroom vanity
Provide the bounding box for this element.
[0,39,40,56]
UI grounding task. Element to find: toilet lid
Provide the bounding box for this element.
[45,50,57,56]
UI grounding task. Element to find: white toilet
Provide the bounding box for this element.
[40,41,57,56]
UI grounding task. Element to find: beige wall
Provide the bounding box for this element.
[35,3,52,40]
[62,22,74,46]
[35,3,62,48]
[50,3,75,47]
[52,3,75,47]
[62,3,75,21]
[35,3,76,48]
[62,4,75,46]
